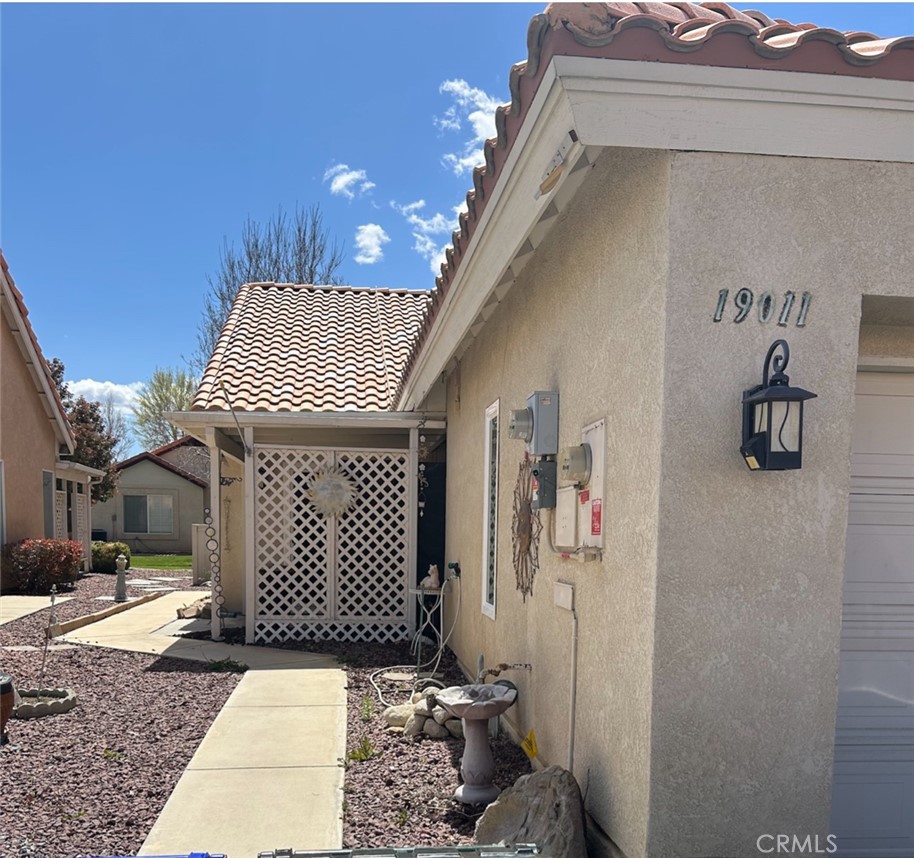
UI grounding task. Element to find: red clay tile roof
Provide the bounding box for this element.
[394,1,914,405]
[192,282,430,412]
[150,435,203,457]
[0,251,74,447]
[115,450,208,488]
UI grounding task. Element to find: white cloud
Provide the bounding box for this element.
[391,199,459,275]
[70,378,143,413]
[354,223,390,265]
[436,79,500,176]
[323,163,375,199]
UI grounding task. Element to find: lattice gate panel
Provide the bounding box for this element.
[336,452,409,621]
[54,491,67,540]
[75,495,88,551]
[253,446,411,644]
[255,448,332,621]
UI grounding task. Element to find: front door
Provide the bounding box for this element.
[831,372,914,856]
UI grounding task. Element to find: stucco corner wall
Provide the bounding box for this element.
[218,455,245,615]
[648,152,914,857]
[445,147,672,858]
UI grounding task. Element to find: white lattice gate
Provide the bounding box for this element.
[253,446,411,643]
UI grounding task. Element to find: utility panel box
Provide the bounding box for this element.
[531,460,557,510]
[527,391,559,456]
[555,486,577,548]
[554,581,574,611]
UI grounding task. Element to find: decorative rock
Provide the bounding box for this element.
[414,697,434,718]
[474,765,587,858]
[445,719,464,739]
[382,703,415,727]
[411,692,423,704]
[421,686,439,699]
[388,726,405,734]
[423,719,450,739]
[404,713,427,737]
[432,705,451,725]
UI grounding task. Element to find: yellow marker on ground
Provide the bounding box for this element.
[521,728,538,759]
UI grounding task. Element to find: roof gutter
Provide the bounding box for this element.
[167,410,447,433]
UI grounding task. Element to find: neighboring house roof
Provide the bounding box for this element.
[150,435,204,457]
[0,251,75,452]
[192,283,429,413]
[394,0,914,403]
[114,450,208,489]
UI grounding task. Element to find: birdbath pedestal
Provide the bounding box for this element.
[436,683,518,804]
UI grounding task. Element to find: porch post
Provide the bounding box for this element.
[408,427,418,635]
[206,433,222,641]
[244,427,256,644]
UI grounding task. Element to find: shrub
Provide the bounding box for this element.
[1,539,83,594]
[91,541,131,573]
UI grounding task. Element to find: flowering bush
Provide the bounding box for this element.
[91,541,131,573]
[1,538,83,594]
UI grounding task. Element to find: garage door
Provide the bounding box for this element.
[832,372,914,857]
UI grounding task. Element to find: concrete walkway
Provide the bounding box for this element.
[60,591,347,855]
[0,594,73,625]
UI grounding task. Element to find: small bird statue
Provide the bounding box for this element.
[419,564,440,590]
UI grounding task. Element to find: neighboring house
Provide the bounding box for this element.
[92,436,209,554]
[173,5,913,858]
[0,252,103,570]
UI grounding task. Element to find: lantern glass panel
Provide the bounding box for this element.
[770,400,801,453]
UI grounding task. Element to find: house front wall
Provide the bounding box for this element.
[92,459,204,554]
[445,147,672,858]
[0,309,59,543]
[646,152,914,857]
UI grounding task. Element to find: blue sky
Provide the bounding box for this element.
[2,2,912,451]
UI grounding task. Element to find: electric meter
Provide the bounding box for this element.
[558,443,592,485]
[508,408,534,443]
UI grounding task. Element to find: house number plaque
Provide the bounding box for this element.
[713,288,810,327]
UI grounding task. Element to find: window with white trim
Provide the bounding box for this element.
[482,400,499,619]
[124,494,174,534]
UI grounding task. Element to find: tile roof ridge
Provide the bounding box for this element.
[243,281,429,297]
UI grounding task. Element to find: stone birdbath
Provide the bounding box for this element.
[436,683,518,804]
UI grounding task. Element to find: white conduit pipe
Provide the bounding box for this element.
[568,604,579,773]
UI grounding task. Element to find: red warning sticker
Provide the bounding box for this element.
[591,498,602,536]
[579,490,590,504]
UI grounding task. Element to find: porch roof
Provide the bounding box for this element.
[192,282,429,414]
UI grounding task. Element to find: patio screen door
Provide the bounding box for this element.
[253,446,410,643]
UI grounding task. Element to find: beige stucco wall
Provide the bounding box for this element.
[859,323,914,359]
[219,454,245,614]
[444,148,672,858]
[91,458,205,554]
[648,152,914,857]
[0,309,59,543]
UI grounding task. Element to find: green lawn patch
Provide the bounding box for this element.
[131,554,192,570]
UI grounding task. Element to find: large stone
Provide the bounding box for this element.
[414,697,434,718]
[445,719,464,739]
[423,719,450,739]
[404,713,427,737]
[432,705,451,725]
[382,703,415,727]
[474,766,586,858]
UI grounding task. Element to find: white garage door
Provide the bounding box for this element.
[832,372,914,857]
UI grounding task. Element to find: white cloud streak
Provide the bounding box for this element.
[323,163,376,199]
[70,378,144,413]
[354,223,390,265]
[436,79,500,176]
[391,199,460,275]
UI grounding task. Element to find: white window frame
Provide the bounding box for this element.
[122,492,176,536]
[481,399,499,619]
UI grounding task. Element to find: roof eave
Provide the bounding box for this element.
[167,410,447,434]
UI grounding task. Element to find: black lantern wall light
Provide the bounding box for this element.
[741,339,817,471]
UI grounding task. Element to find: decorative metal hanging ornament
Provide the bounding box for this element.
[306,469,356,518]
[512,456,542,601]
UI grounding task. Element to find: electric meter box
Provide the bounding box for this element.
[531,460,557,510]
[527,391,559,456]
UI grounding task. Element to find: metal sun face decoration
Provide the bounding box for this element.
[306,469,357,518]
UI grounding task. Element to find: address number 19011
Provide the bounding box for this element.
[713,288,810,327]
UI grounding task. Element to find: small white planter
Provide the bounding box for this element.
[13,688,78,719]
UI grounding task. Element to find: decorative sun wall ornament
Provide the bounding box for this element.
[512,457,542,601]
[306,469,356,518]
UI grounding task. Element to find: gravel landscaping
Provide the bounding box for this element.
[1,575,532,854]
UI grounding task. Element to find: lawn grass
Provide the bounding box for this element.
[130,554,192,570]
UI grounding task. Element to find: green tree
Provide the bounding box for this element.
[194,204,345,372]
[48,358,119,502]
[132,367,198,451]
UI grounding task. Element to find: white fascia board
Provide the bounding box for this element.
[557,56,914,163]
[0,285,75,453]
[55,460,106,478]
[167,410,446,432]
[397,64,579,410]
